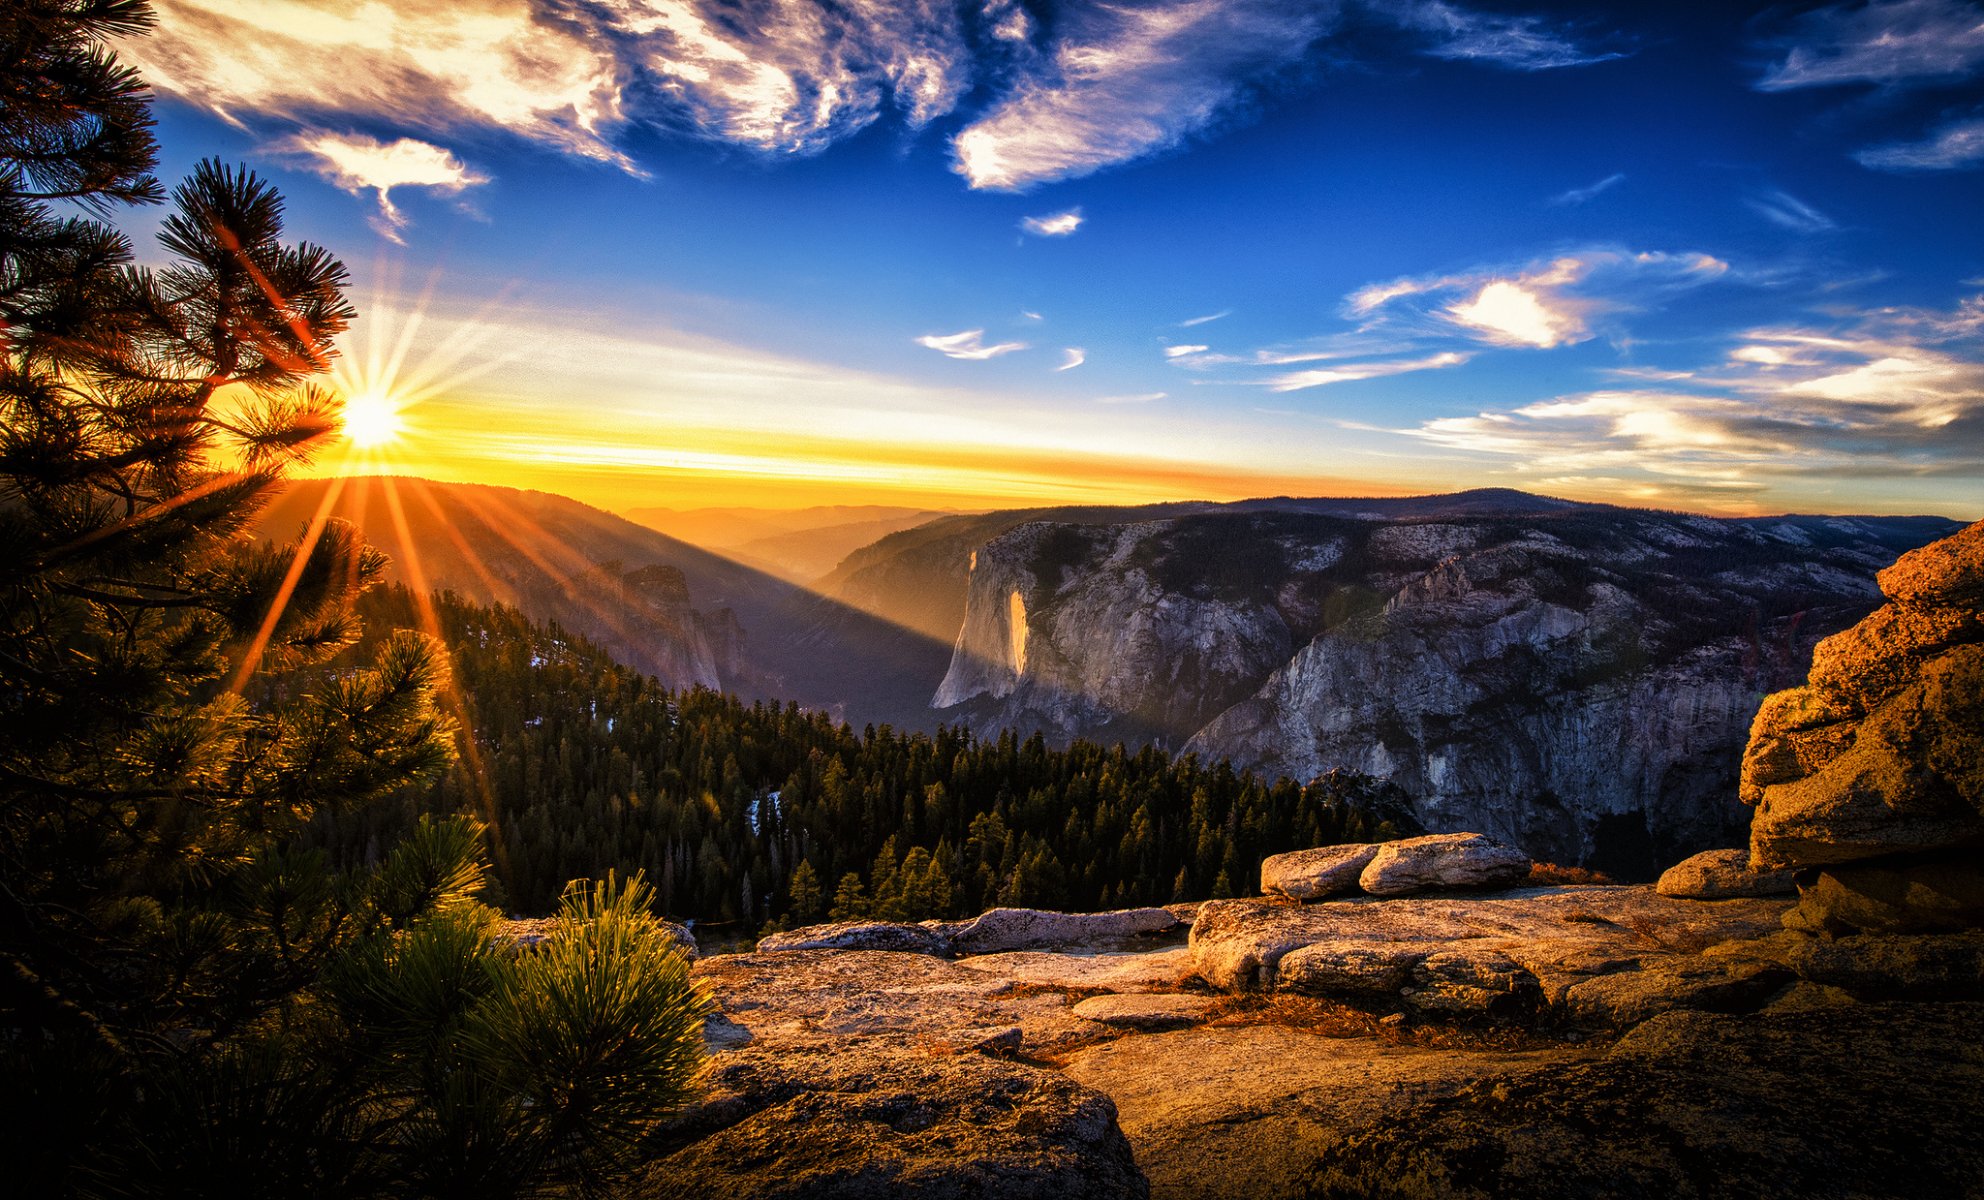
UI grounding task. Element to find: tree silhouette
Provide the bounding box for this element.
[1,5,708,1193]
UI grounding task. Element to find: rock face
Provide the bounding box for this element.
[1655,847,1796,899]
[1741,519,1984,932]
[1260,844,1379,900]
[1303,1003,1984,1200]
[1357,833,1532,896]
[1187,888,1793,1026]
[929,499,1958,874]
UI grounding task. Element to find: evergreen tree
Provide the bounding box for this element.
[786,859,824,924]
[0,6,708,1193]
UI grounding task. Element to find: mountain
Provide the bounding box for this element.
[623,504,959,582]
[916,494,1961,876]
[254,476,951,726]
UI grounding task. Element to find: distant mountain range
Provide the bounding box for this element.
[254,477,952,727]
[622,504,962,583]
[258,477,1961,874]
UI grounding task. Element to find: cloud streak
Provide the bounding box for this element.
[1548,171,1624,206]
[1747,189,1837,234]
[1379,0,1627,70]
[916,329,1029,359]
[1058,348,1087,371]
[1756,0,1984,91]
[1268,350,1469,391]
[1857,116,1984,170]
[1022,207,1085,236]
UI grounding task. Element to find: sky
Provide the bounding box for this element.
[115,0,1984,518]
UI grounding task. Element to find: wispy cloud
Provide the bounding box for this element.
[1548,171,1625,206]
[951,0,1333,191]
[1857,115,1984,170]
[125,0,1631,200]
[1058,347,1087,371]
[1755,0,1984,91]
[1378,0,1627,70]
[1268,350,1470,391]
[1166,344,1212,359]
[1097,392,1168,405]
[916,328,1029,359]
[1747,188,1837,234]
[1349,249,1730,349]
[1180,310,1232,327]
[278,131,488,241]
[120,0,630,164]
[1022,207,1085,237]
[1397,294,1984,505]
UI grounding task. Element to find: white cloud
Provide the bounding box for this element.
[1857,115,1984,170]
[121,0,632,164]
[1747,189,1837,234]
[279,131,489,240]
[1058,347,1087,370]
[916,328,1029,359]
[1180,309,1232,326]
[1022,207,1085,236]
[1447,280,1584,347]
[1756,0,1984,91]
[1348,249,1730,352]
[1378,0,1625,70]
[1166,343,1211,358]
[1548,171,1625,206]
[950,0,1334,190]
[124,0,1630,199]
[1097,392,1167,405]
[1396,295,1984,501]
[1268,350,1469,391]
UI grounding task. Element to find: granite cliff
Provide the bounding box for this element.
[932,499,1959,875]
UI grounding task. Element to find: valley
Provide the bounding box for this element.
[264,476,1959,876]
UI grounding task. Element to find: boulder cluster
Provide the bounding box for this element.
[1260,832,1532,900]
[1742,519,1984,933]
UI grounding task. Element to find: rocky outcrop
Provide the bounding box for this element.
[941,906,1183,955]
[1260,844,1378,900]
[1188,888,1792,1024]
[1655,847,1796,899]
[756,920,950,955]
[1742,520,1984,932]
[1358,833,1532,896]
[931,501,1958,875]
[1302,1003,1984,1200]
[642,1040,1147,1199]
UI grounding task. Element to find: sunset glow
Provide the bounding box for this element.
[118,0,1984,520]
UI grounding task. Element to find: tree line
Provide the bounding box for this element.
[309,585,1417,936]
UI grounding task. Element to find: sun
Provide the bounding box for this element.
[340,389,405,448]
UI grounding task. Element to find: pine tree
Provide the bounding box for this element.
[786,859,824,923]
[0,6,708,1193]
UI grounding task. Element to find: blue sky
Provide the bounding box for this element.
[120,0,1984,516]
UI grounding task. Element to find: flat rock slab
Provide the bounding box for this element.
[1305,1002,1984,1200]
[757,920,949,955]
[1072,994,1218,1030]
[954,947,1196,994]
[1260,844,1378,900]
[1359,833,1532,897]
[942,907,1184,955]
[643,1040,1146,1199]
[1190,887,1792,1026]
[1656,848,1796,899]
[1061,1022,1583,1200]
